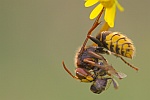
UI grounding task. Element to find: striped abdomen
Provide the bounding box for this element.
[96,31,135,58]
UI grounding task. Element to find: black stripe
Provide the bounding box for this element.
[109,33,120,53]
[101,31,111,49]
[115,37,126,55]
[121,43,132,57]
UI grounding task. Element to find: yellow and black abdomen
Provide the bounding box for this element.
[96,31,135,59]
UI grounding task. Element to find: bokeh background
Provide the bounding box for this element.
[0,0,150,100]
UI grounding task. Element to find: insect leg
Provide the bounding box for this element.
[87,50,108,65]
[112,53,139,71]
[87,7,105,36]
[83,59,122,79]
[79,7,105,54]
[83,58,108,71]
[120,56,139,71]
[85,51,125,79]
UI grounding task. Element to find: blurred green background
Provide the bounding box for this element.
[0,0,150,100]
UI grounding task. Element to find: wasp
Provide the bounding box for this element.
[62,32,126,94]
[62,11,126,82]
[62,9,133,94]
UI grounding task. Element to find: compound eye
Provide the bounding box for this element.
[75,68,94,82]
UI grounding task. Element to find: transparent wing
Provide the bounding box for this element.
[112,78,119,89]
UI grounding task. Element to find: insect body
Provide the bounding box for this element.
[95,31,135,58]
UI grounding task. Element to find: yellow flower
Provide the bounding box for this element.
[85,0,124,27]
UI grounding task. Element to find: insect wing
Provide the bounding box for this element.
[104,78,112,91]
[112,78,119,89]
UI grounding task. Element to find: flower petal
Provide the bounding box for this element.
[85,0,99,7]
[104,4,116,27]
[99,0,110,2]
[115,0,124,11]
[90,4,103,19]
